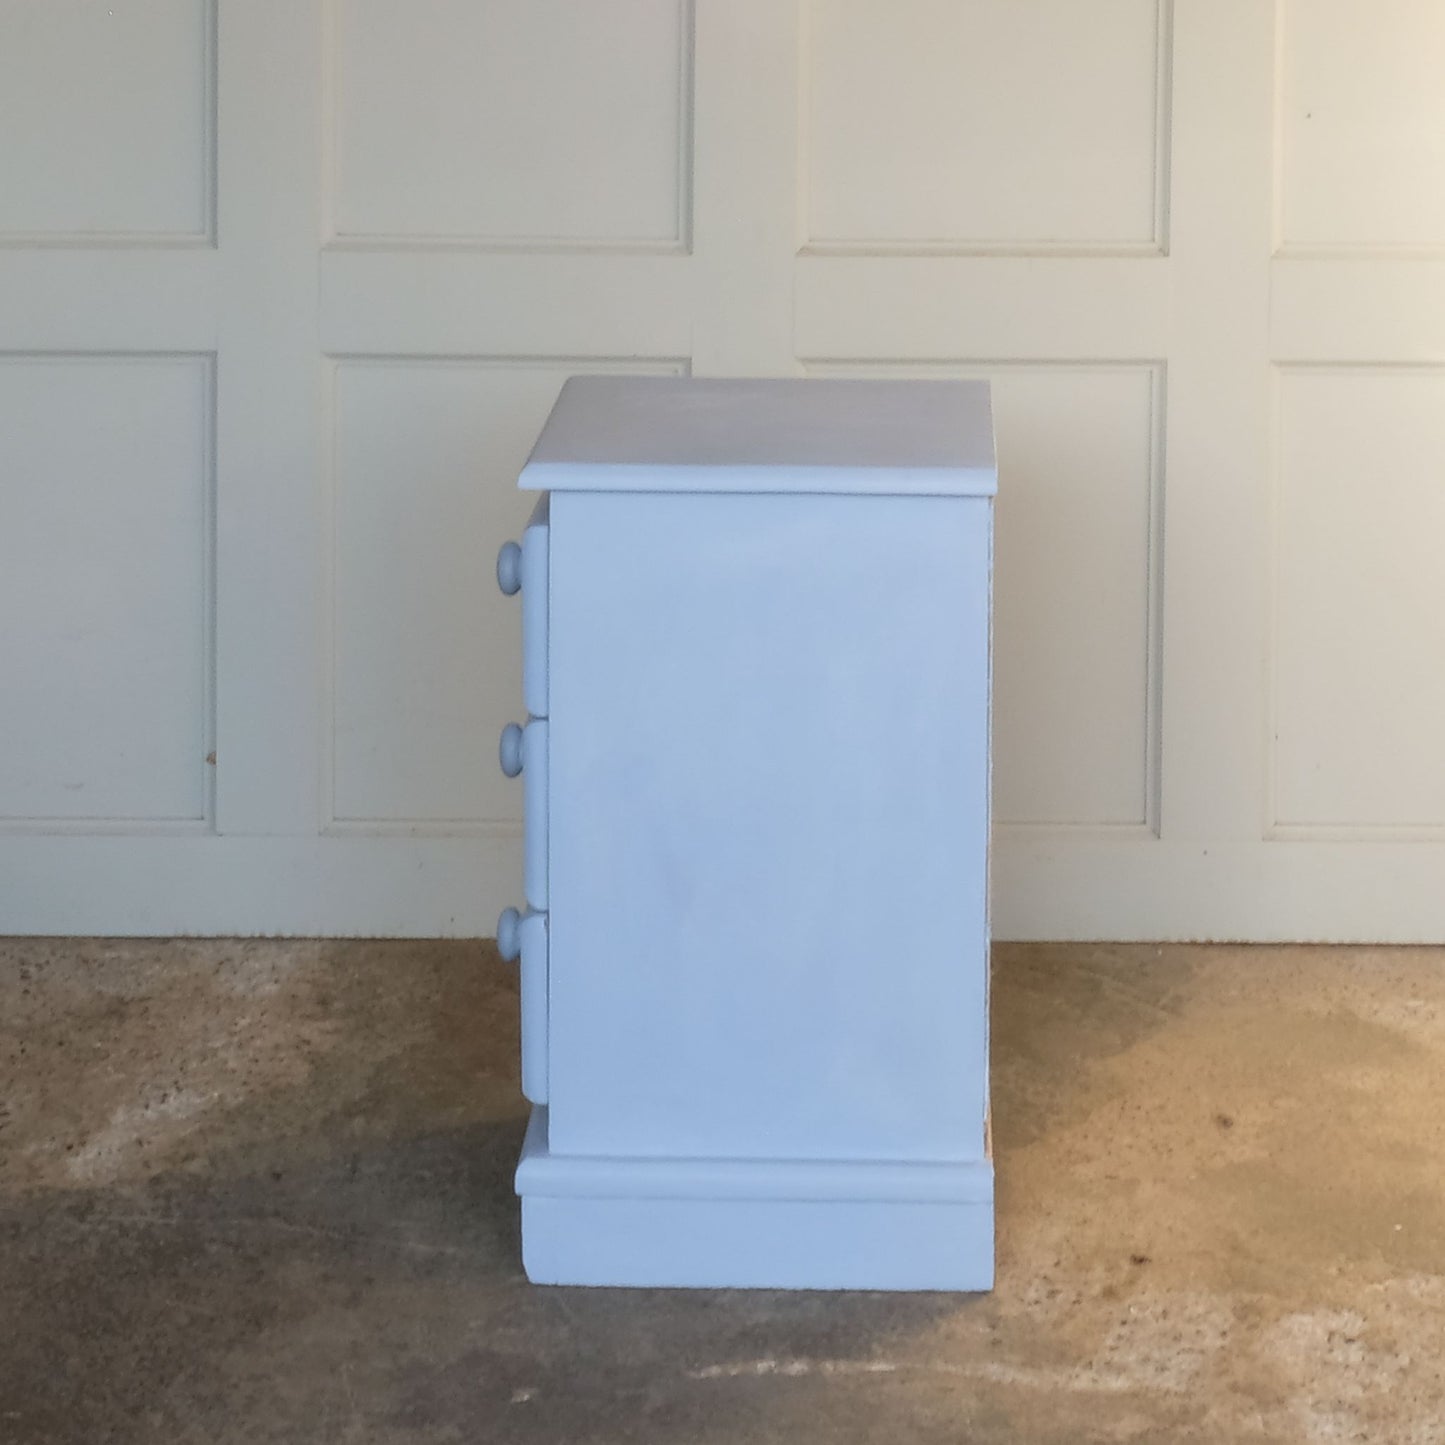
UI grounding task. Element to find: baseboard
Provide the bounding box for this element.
[0,833,515,936]
[8,831,1445,941]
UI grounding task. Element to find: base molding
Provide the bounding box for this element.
[514,1107,994,1291]
[11,833,1445,942]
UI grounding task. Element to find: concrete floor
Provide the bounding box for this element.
[2,941,1443,1444]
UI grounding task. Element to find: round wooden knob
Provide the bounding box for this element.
[497,907,521,962]
[499,723,525,777]
[496,540,523,596]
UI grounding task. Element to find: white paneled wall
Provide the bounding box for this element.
[3,0,1445,940]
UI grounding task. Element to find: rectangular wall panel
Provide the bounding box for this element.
[0,355,212,823]
[810,362,1160,831]
[0,0,213,242]
[329,0,691,247]
[1272,367,1445,833]
[1278,0,1445,252]
[804,0,1168,252]
[328,358,684,829]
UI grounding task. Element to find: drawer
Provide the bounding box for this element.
[521,497,549,718]
[499,716,548,910]
[523,718,548,908]
[497,496,549,718]
[497,906,549,1105]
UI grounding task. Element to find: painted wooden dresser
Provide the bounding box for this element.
[496,375,996,1290]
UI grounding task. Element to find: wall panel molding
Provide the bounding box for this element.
[0,350,215,831]
[1273,0,1445,258]
[1267,362,1445,840]
[322,0,696,253]
[0,0,216,248]
[800,0,1173,257]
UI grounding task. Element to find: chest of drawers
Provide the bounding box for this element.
[496,375,996,1289]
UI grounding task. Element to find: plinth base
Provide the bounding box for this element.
[514,1107,994,1291]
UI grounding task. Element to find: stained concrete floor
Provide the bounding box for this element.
[2,940,1444,1444]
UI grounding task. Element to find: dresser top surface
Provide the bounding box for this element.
[519,376,996,496]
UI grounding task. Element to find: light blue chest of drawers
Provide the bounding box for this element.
[496,376,996,1290]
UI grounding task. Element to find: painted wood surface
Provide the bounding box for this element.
[509,376,995,1288]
